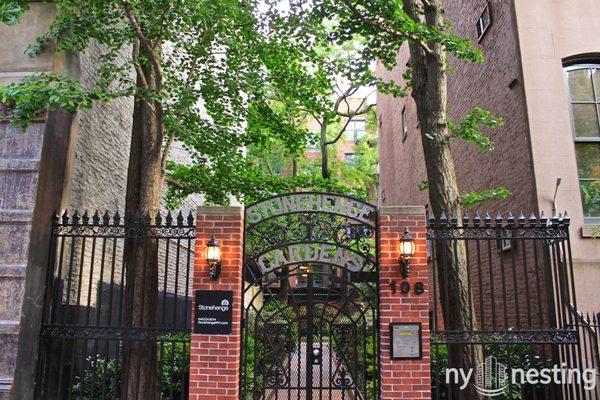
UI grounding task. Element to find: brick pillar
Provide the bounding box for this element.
[378,206,431,400]
[190,206,243,400]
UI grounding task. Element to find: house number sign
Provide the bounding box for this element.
[390,323,422,359]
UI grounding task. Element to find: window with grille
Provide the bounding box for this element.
[564,64,600,223]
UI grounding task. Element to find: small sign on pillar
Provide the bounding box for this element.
[390,322,422,359]
[194,290,233,334]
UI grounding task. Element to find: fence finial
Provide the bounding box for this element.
[484,212,492,225]
[143,211,152,224]
[495,212,503,226]
[177,211,184,226]
[439,211,447,225]
[82,210,90,224]
[462,212,469,226]
[507,212,515,225]
[540,211,548,225]
[428,211,436,225]
[72,210,80,225]
[103,210,110,225]
[92,210,100,225]
[187,211,195,227]
[113,210,121,225]
[450,213,458,226]
[529,212,537,225]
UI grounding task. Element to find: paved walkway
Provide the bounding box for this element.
[266,342,358,400]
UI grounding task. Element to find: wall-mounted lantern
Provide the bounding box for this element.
[205,234,222,280]
[398,227,416,279]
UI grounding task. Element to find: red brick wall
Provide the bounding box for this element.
[378,207,430,400]
[376,0,537,216]
[190,206,243,400]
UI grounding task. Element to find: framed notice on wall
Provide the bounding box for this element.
[390,323,422,359]
[194,290,233,334]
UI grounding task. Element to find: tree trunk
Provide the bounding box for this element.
[320,119,330,179]
[292,158,298,177]
[403,1,483,398]
[121,46,164,400]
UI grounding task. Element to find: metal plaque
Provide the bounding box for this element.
[194,290,233,334]
[390,323,422,359]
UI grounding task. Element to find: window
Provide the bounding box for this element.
[345,119,366,141]
[345,152,356,164]
[296,265,324,287]
[402,107,408,142]
[564,64,600,223]
[476,4,491,42]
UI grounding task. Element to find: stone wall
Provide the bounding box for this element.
[0,6,204,396]
[0,4,58,396]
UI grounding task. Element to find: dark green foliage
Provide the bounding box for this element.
[448,107,504,152]
[432,343,550,400]
[0,0,27,25]
[460,187,511,209]
[71,334,190,399]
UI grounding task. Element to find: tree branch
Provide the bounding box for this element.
[120,0,163,79]
[326,96,374,145]
[154,0,173,48]
[333,86,356,114]
[132,40,150,90]
[161,33,206,174]
[336,102,374,118]
[340,0,433,54]
[165,176,184,188]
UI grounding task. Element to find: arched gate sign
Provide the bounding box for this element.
[241,192,379,400]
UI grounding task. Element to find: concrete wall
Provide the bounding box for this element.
[513,0,600,313]
[0,4,58,395]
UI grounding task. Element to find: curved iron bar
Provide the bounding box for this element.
[245,191,377,212]
[243,270,378,316]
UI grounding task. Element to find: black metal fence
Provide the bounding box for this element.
[564,308,600,400]
[35,210,195,399]
[428,212,599,400]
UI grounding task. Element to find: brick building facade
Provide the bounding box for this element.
[376,0,600,313]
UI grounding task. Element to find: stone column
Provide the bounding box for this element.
[189,206,243,400]
[378,206,431,400]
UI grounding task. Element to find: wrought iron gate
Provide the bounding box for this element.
[241,192,379,400]
[427,212,596,400]
[35,210,195,399]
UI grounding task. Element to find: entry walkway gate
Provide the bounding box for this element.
[241,193,379,400]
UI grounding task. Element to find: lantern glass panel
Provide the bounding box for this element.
[206,245,221,262]
[400,240,416,257]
